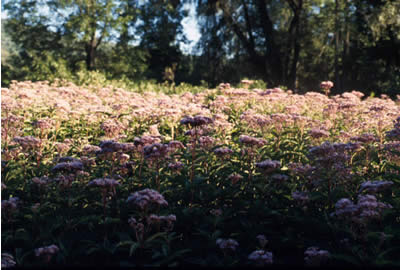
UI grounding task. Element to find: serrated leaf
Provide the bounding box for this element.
[129,242,140,256]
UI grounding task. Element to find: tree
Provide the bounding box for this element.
[136,0,186,81]
[47,0,126,70]
[195,0,307,89]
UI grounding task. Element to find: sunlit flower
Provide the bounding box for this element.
[239,135,267,147]
[168,161,184,172]
[320,81,334,95]
[143,143,169,160]
[83,145,102,155]
[308,128,330,139]
[52,161,84,172]
[13,136,41,150]
[32,118,54,131]
[214,147,233,157]
[180,115,213,127]
[32,176,52,187]
[256,160,280,173]
[126,188,168,210]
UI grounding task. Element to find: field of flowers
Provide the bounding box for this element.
[2,80,400,267]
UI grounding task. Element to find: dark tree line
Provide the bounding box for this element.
[2,0,399,95]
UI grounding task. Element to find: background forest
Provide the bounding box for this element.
[1,0,400,96]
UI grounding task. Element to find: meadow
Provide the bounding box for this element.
[1,80,400,267]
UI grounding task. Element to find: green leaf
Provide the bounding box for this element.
[331,253,361,265]
[129,242,140,256]
[145,232,167,243]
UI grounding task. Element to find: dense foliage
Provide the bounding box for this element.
[2,80,400,267]
[2,0,400,95]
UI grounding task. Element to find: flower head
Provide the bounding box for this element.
[239,135,267,147]
[13,136,41,150]
[35,244,59,263]
[1,253,16,268]
[214,147,233,157]
[304,246,330,266]
[180,115,213,127]
[256,160,280,173]
[359,180,393,194]
[88,178,120,188]
[248,250,273,266]
[52,161,84,172]
[143,143,169,160]
[320,81,334,92]
[216,238,239,252]
[126,188,168,210]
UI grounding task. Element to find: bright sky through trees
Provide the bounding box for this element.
[0,1,201,54]
[180,2,201,54]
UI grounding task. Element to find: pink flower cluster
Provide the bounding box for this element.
[304,246,330,266]
[214,147,233,157]
[239,135,267,147]
[35,244,59,257]
[167,140,185,151]
[134,136,161,147]
[291,191,309,204]
[256,160,281,173]
[52,161,84,172]
[386,116,400,141]
[1,197,20,212]
[146,214,177,231]
[218,82,231,90]
[32,118,54,131]
[34,244,60,263]
[168,161,184,171]
[88,178,120,188]
[13,136,41,150]
[1,253,16,268]
[180,115,213,127]
[83,145,102,155]
[248,250,273,266]
[216,238,239,252]
[359,180,393,193]
[332,195,392,223]
[350,133,377,144]
[308,128,330,139]
[126,188,168,210]
[143,143,169,159]
[32,176,52,187]
[320,81,334,90]
[98,140,135,154]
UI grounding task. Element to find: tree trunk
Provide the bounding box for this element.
[256,0,283,86]
[334,0,340,93]
[287,0,303,90]
[85,44,96,71]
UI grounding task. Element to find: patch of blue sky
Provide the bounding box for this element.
[1,0,200,54]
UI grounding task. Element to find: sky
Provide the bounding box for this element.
[180,2,201,54]
[1,2,202,55]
